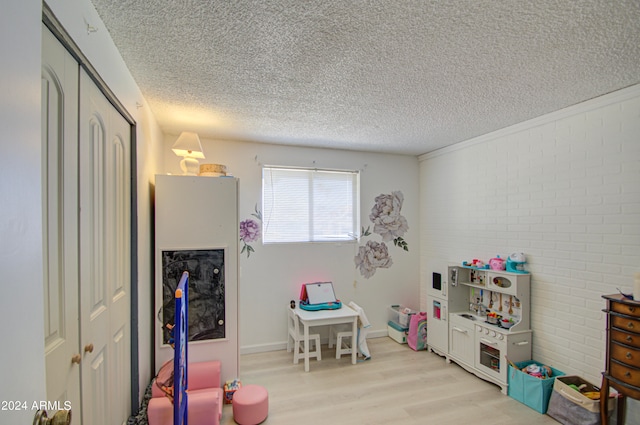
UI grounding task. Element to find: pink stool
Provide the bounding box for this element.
[232,384,269,425]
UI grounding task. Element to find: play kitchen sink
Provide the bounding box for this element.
[456,310,517,329]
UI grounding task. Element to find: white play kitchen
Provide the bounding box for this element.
[426,256,532,394]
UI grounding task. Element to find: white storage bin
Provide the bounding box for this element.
[388,325,407,344]
[389,305,416,328]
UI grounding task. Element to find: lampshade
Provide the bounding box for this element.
[172,132,205,175]
[171,132,205,159]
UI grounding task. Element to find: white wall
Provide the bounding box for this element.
[420,84,640,398]
[163,138,420,352]
[0,0,47,423]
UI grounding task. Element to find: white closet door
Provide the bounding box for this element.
[79,69,131,425]
[41,24,81,416]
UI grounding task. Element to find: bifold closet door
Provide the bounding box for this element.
[42,23,132,425]
[79,68,132,425]
[41,24,82,417]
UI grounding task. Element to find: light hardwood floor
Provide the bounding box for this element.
[220,337,560,425]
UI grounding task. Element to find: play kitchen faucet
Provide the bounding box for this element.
[469,289,487,316]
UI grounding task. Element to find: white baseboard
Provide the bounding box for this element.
[365,329,388,339]
[240,342,288,355]
[240,328,389,355]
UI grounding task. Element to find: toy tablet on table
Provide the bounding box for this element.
[299,282,342,311]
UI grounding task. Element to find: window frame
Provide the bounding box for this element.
[261,165,360,244]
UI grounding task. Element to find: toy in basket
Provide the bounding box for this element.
[224,379,242,404]
[299,282,342,311]
[546,375,615,425]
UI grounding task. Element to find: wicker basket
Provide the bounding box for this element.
[199,163,227,176]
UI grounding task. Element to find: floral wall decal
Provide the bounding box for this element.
[369,191,409,249]
[355,190,409,278]
[240,204,262,258]
[355,240,393,278]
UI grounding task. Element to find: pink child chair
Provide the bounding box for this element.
[147,360,223,425]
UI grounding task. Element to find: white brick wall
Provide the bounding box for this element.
[419,85,640,392]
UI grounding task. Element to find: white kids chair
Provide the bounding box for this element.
[287,307,322,363]
[329,301,371,360]
[328,325,353,359]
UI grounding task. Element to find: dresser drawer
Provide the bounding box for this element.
[611,341,640,368]
[610,360,640,387]
[611,328,640,349]
[611,314,640,334]
[611,301,640,318]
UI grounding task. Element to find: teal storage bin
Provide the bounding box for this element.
[507,360,565,414]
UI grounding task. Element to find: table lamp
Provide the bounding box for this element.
[172,132,205,175]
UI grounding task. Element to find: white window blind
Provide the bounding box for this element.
[262,166,359,243]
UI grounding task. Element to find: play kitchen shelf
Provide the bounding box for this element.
[451,265,531,332]
[446,265,532,394]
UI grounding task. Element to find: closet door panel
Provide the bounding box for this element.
[41,24,81,416]
[79,69,131,425]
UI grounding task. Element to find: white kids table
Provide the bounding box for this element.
[293,304,359,372]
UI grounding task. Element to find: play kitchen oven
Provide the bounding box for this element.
[450,311,532,393]
[446,265,533,394]
[475,318,531,387]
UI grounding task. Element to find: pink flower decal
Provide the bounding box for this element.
[240,219,261,243]
[240,218,261,258]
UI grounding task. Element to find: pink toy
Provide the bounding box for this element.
[148,361,223,425]
[489,256,506,270]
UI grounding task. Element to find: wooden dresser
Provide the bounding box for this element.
[601,294,640,425]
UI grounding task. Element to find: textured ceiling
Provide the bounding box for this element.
[89,0,640,155]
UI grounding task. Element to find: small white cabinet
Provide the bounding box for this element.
[449,313,475,367]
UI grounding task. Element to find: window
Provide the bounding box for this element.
[262,166,359,243]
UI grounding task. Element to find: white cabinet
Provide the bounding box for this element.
[154,175,239,383]
[449,314,475,367]
[426,260,468,357]
[426,295,449,356]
